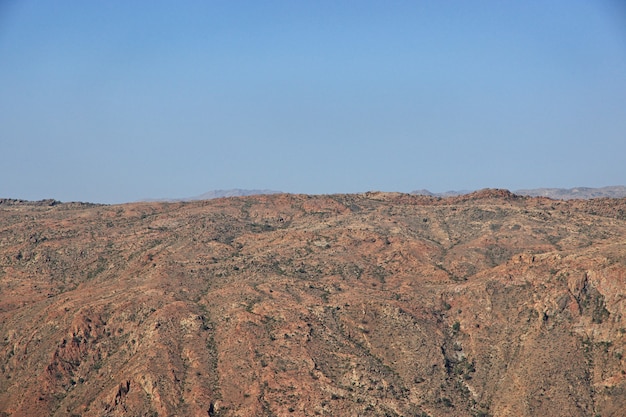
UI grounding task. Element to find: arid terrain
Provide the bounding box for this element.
[1,190,625,416]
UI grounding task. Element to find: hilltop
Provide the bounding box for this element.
[1,190,625,416]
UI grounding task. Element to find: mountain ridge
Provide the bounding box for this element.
[412,185,626,200]
[146,186,626,204]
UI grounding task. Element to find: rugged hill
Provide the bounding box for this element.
[1,190,625,416]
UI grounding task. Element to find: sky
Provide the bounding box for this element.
[1,0,625,203]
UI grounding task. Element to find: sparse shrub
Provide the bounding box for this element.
[439,397,453,407]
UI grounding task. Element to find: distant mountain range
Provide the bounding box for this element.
[513,186,626,199]
[410,189,473,198]
[186,189,282,200]
[141,186,626,203]
[412,186,626,200]
[143,189,282,202]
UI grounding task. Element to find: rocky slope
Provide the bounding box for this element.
[1,190,625,416]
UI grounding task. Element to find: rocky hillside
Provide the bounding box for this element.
[1,190,625,416]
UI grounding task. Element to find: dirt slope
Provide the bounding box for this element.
[1,190,625,416]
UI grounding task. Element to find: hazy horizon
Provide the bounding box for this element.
[2,1,625,204]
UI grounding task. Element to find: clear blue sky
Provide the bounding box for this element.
[1,1,625,203]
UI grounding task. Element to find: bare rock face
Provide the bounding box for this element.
[1,191,625,416]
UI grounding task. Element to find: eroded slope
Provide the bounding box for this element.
[0,191,625,416]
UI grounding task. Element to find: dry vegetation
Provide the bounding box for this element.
[1,190,625,416]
